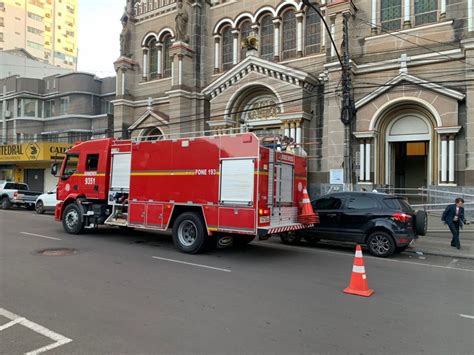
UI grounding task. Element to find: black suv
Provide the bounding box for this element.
[282,192,427,257]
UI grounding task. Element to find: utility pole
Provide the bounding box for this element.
[341,12,355,191]
[301,0,355,191]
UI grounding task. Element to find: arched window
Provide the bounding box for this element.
[380,0,402,31]
[222,26,234,71]
[282,10,297,60]
[240,21,252,60]
[149,39,158,80]
[162,35,172,78]
[305,7,321,55]
[260,15,274,61]
[148,0,153,12]
[142,127,163,141]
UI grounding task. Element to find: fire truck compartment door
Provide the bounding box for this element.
[111,153,131,190]
[220,159,254,205]
[129,203,146,225]
[147,203,164,228]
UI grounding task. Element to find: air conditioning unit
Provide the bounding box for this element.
[4,110,11,118]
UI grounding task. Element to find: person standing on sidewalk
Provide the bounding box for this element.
[441,198,468,250]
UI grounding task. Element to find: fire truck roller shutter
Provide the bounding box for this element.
[219,159,255,205]
[111,153,132,190]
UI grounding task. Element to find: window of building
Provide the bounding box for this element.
[149,39,158,80]
[44,100,55,117]
[27,12,43,21]
[305,6,321,55]
[414,0,438,26]
[17,99,22,117]
[222,26,233,71]
[163,35,172,78]
[60,96,69,115]
[27,40,44,50]
[260,15,274,61]
[85,154,99,171]
[101,100,114,115]
[380,0,402,31]
[68,132,90,144]
[44,133,59,142]
[282,10,297,60]
[0,32,3,42]
[240,21,252,60]
[23,99,36,117]
[27,26,44,35]
[0,17,4,27]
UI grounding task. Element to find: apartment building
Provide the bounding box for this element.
[0,0,78,69]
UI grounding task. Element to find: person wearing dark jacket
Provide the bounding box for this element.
[441,198,468,249]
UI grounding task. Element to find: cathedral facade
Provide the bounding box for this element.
[113,0,474,194]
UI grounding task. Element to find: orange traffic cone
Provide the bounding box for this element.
[343,245,374,297]
[297,188,319,225]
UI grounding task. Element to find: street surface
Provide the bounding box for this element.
[1,209,473,354]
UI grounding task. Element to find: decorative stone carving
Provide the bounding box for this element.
[175,1,189,43]
[120,6,132,57]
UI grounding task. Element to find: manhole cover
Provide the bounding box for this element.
[36,248,78,256]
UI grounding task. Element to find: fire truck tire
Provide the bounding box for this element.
[280,232,302,245]
[172,212,207,254]
[62,203,84,234]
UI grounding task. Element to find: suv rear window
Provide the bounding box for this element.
[4,183,28,190]
[383,198,413,212]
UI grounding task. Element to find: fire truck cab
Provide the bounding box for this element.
[53,132,316,253]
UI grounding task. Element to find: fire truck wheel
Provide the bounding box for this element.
[280,232,302,245]
[62,203,84,234]
[172,212,207,254]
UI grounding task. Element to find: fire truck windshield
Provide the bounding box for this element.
[62,153,79,178]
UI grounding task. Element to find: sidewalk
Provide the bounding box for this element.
[407,214,474,260]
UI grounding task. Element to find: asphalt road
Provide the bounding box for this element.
[1,209,473,354]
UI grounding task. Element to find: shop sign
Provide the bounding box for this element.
[0,142,73,162]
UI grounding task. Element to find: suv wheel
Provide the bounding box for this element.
[35,200,45,214]
[415,210,428,236]
[367,231,396,257]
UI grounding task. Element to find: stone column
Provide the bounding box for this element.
[330,18,336,57]
[232,29,239,65]
[296,11,304,57]
[359,141,365,181]
[142,48,149,80]
[157,43,163,79]
[365,140,371,182]
[284,122,290,138]
[449,135,455,183]
[441,135,448,183]
[290,122,296,142]
[440,0,446,20]
[178,54,183,86]
[403,0,411,29]
[296,121,302,144]
[273,18,281,62]
[469,0,473,32]
[371,0,377,34]
[214,35,221,74]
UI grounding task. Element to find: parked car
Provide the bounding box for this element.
[282,192,427,257]
[0,181,43,210]
[35,188,59,214]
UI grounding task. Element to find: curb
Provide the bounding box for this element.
[403,249,474,260]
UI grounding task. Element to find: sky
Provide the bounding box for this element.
[77,0,124,77]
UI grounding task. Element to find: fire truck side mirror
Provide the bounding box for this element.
[51,163,58,177]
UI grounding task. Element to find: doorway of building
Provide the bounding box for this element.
[24,169,44,192]
[390,141,428,190]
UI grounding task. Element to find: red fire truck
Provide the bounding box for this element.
[53,132,316,253]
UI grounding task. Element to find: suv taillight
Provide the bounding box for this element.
[392,212,412,223]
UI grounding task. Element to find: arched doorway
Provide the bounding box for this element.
[373,101,439,188]
[385,114,432,189]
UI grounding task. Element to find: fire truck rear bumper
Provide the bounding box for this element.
[258,223,314,238]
